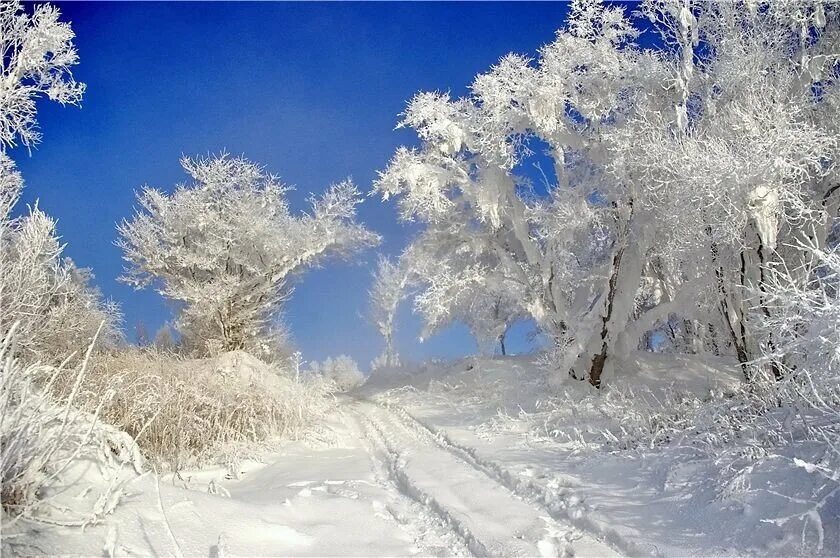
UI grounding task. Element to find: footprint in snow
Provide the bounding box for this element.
[538,516,579,558]
[371,499,391,520]
[327,485,360,499]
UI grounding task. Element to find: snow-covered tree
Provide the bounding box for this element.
[614,0,840,379]
[376,0,840,387]
[0,1,84,151]
[309,355,365,392]
[152,323,176,353]
[401,236,529,355]
[369,256,412,367]
[375,0,669,386]
[118,154,380,357]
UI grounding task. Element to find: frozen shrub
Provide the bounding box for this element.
[46,348,335,471]
[310,355,365,392]
[756,242,840,407]
[1,324,140,525]
[0,154,121,366]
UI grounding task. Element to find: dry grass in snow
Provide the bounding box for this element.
[44,348,335,471]
[1,324,141,528]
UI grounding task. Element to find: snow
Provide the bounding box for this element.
[9,354,836,557]
[6,414,439,557]
[5,3,840,556]
[361,355,837,557]
[5,396,610,556]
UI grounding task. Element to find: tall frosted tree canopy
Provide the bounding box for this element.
[0,1,85,150]
[118,154,380,358]
[375,0,840,387]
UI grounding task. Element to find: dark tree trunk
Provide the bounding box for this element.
[755,236,783,381]
[707,322,720,355]
[710,237,751,381]
[588,245,626,389]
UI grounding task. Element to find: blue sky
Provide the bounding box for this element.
[13,1,572,368]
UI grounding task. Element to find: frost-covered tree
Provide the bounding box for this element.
[369,256,412,367]
[615,0,840,379]
[309,355,365,392]
[152,323,176,353]
[0,1,84,151]
[118,154,380,357]
[402,237,528,355]
[376,0,840,387]
[375,0,669,386]
[0,154,121,363]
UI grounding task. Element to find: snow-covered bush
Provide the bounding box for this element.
[118,154,379,358]
[46,348,336,470]
[310,355,365,392]
[1,324,140,525]
[0,154,121,365]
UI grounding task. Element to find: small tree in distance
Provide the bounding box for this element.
[369,255,412,368]
[309,355,365,392]
[118,154,380,359]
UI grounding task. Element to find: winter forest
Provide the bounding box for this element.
[3,0,840,556]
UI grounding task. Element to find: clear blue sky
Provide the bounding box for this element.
[13,1,572,368]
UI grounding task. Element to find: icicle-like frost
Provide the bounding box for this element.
[749,185,780,251]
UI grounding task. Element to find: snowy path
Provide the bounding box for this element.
[348,399,620,558]
[10,399,624,557]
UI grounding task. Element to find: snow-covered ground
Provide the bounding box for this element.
[5,355,838,557]
[360,356,839,557]
[5,412,454,557]
[5,400,613,556]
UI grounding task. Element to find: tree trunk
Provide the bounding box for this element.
[384,330,395,367]
[588,244,626,389]
[755,236,783,381]
[710,237,751,381]
[574,199,640,389]
[218,302,247,353]
[707,322,720,356]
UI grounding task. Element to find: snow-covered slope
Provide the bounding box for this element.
[7,354,837,557]
[363,355,839,557]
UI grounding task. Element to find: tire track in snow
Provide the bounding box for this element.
[345,409,478,557]
[354,401,593,557]
[371,399,635,557]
